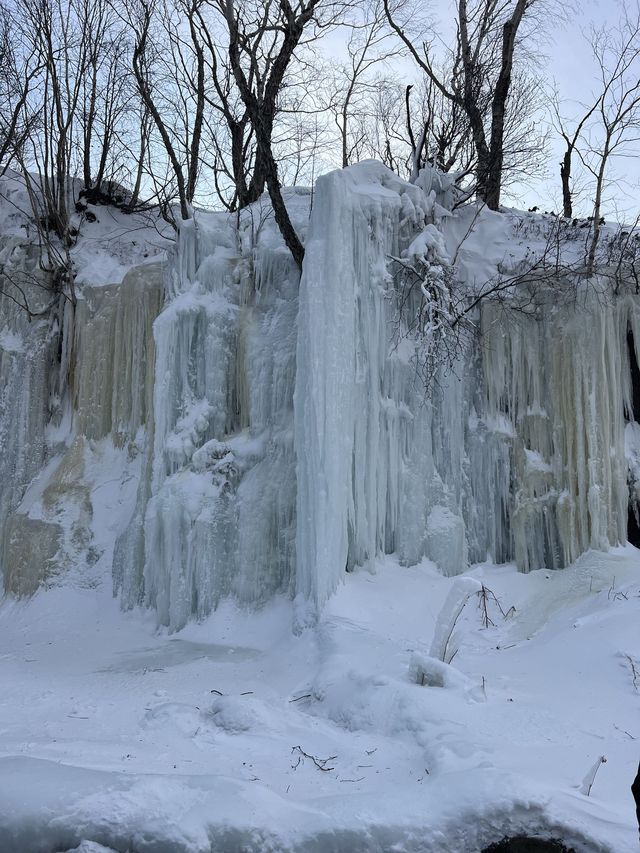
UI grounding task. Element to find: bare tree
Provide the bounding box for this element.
[15,0,93,243]
[192,2,256,209]
[581,8,640,274]
[124,0,204,222]
[405,71,476,181]
[0,3,44,176]
[331,0,401,168]
[384,0,544,209]
[214,0,333,269]
[551,88,601,219]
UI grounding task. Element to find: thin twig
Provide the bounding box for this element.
[291,745,337,772]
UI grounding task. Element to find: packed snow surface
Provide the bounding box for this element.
[0,548,638,852]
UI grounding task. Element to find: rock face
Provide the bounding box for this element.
[2,517,63,596]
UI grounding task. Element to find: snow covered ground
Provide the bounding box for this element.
[0,546,638,852]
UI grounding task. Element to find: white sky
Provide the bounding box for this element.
[427,0,638,216]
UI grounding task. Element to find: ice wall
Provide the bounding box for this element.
[112,165,639,628]
[295,163,468,613]
[0,238,65,593]
[118,201,305,629]
[2,164,637,625]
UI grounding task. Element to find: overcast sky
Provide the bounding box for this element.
[430,0,637,215]
[322,0,639,219]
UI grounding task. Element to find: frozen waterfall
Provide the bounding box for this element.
[294,163,467,612]
[1,163,638,628]
[116,199,305,629]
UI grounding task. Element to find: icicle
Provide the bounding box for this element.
[477,286,630,572]
[138,209,300,630]
[294,162,463,614]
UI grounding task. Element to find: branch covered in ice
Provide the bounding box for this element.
[429,577,483,664]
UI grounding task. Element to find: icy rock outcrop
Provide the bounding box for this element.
[4,437,92,594]
[1,254,163,595]
[3,516,63,596]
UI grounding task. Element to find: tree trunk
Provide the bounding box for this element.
[229,122,251,209]
[223,0,314,266]
[264,158,304,270]
[246,144,267,205]
[459,0,528,210]
[483,5,527,210]
[256,119,304,269]
[586,139,609,275]
[560,147,572,218]
[186,12,205,204]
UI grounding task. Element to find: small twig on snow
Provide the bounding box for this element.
[291,745,337,772]
[625,654,639,692]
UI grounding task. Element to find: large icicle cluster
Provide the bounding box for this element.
[472,292,637,572]
[116,199,305,629]
[2,163,638,628]
[295,163,638,613]
[294,162,467,613]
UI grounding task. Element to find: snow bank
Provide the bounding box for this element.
[1,549,637,851]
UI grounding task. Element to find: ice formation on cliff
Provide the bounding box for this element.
[295,165,640,614]
[0,237,163,595]
[473,293,635,573]
[116,197,307,628]
[294,163,467,611]
[0,238,63,593]
[1,163,639,629]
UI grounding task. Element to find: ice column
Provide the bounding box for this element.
[294,162,465,613]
